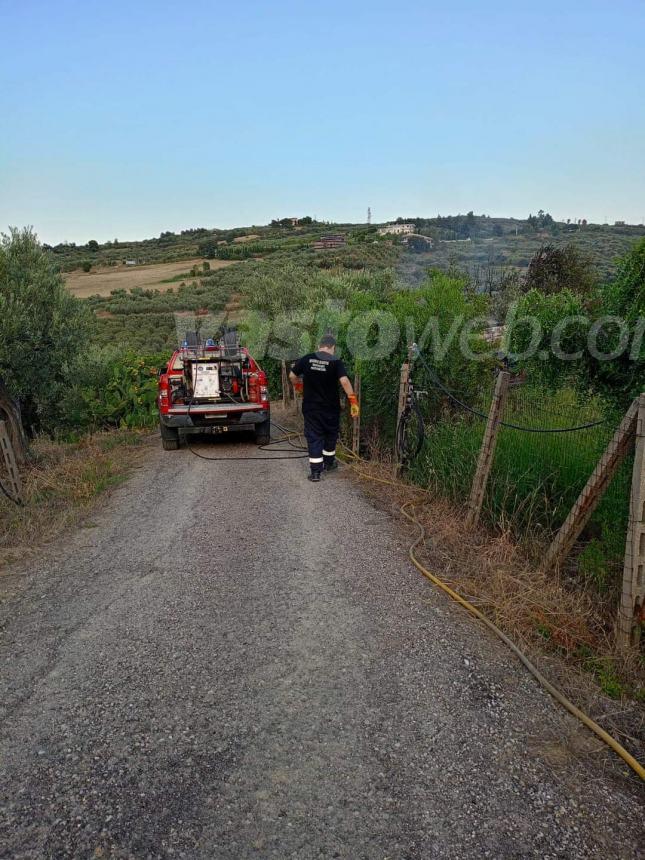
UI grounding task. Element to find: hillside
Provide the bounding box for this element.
[59,213,645,355]
[52,214,645,292]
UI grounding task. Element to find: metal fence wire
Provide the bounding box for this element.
[406,348,630,562]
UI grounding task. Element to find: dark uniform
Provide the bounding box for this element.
[292,351,348,476]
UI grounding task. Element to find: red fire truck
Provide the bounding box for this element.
[157,330,270,450]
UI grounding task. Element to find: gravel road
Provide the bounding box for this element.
[0,433,642,859]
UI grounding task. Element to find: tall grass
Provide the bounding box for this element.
[405,383,629,590]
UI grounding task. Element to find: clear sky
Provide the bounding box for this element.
[1,0,643,244]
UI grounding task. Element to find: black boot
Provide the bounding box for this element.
[308,470,322,482]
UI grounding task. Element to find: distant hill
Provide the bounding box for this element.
[46,214,645,285]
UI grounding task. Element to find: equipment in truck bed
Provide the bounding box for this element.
[191,363,220,399]
[157,329,271,451]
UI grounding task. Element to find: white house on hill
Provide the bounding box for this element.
[377,223,415,236]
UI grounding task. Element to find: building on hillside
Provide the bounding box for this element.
[311,235,346,250]
[125,259,138,266]
[377,223,415,236]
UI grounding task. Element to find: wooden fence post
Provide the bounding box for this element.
[466,371,510,528]
[0,419,24,504]
[617,393,645,649]
[0,376,28,465]
[393,359,411,475]
[544,397,640,571]
[352,373,361,456]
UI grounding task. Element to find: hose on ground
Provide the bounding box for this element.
[186,421,308,462]
[339,443,645,781]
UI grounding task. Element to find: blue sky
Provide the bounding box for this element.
[1,0,643,244]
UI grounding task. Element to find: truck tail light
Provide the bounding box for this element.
[257,371,269,403]
[158,376,170,413]
[247,373,259,402]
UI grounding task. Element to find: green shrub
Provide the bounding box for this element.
[60,351,164,432]
[0,228,90,432]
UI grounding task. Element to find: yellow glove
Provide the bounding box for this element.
[348,394,360,419]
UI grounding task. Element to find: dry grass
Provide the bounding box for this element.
[345,458,645,757]
[0,431,150,581]
[64,258,236,297]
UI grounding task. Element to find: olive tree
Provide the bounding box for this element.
[0,227,89,436]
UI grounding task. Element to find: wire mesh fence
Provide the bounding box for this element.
[398,353,632,587]
[405,363,493,506]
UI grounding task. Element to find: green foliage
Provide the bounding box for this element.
[578,650,626,699]
[91,312,178,352]
[216,240,281,260]
[509,239,645,410]
[82,260,92,272]
[85,279,231,316]
[243,262,353,320]
[524,243,596,295]
[346,273,490,444]
[581,236,645,407]
[307,242,400,272]
[234,256,493,430]
[0,228,90,431]
[508,288,588,389]
[59,351,163,431]
[578,539,611,590]
[527,210,554,230]
[197,238,219,258]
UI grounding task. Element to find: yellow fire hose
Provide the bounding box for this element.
[338,446,645,782]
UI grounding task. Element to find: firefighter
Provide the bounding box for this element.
[290,335,359,482]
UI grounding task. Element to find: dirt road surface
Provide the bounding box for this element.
[0,435,642,859]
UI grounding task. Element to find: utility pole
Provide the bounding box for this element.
[367,207,371,226]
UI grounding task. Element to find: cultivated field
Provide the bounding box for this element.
[64,258,236,298]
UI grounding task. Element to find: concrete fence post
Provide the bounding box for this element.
[617,393,645,649]
[394,359,411,476]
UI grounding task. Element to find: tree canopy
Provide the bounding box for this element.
[0,228,89,432]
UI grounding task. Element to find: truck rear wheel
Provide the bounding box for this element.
[160,421,179,451]
[254,417,271,446]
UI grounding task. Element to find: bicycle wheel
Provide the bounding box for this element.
[396,392,425,464]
